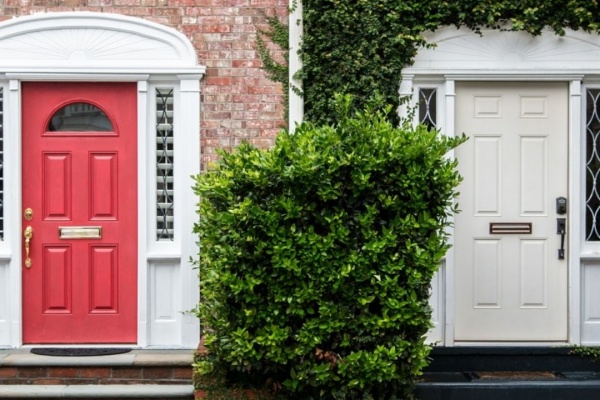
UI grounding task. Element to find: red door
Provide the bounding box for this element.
[22,82,137,343]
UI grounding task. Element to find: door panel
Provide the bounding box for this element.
[455,82,568,341]
[22,82,137,343]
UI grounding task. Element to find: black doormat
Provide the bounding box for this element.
[30,348,132,357]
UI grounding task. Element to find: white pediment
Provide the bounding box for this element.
[407,26,600,74]
[0,12,199,71]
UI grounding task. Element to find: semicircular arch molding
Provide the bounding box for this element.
[0,12,200,72]
[406,25,600,75]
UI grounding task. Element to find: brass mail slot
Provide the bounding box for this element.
[59,226,102,239]
[489,222,532,235]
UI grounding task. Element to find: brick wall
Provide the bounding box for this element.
[0,0,287,170]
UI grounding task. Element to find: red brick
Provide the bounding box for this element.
[0,367,18,378]
[79,367,112,378]
[49,367,79,378]
[111,367,142,379]
[142,367,173,379]
[33,378,64,385]
[18,367,48,378]
[173,367,193,379]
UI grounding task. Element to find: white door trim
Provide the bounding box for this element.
[0,12,205,348]
[402,25,600,346]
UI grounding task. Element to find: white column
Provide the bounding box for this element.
[397,75,413,122]
[569,79,582,344]
[288,0,304,130]
[444,79,456,346]
[137,80,149,348]
[177,76,201,347]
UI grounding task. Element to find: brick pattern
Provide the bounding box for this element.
[0,0,287,170]
[0,365,193,385]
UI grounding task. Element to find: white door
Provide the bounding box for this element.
[454,82,568,341]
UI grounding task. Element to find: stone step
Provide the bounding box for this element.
[416,379,600,400]
[417,347,600,400]
[0,384,194,399]
[0,349,195,399]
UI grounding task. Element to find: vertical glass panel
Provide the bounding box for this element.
[586,89,600,241]
[156,88,174,241]
[48,103,113,132]
[0,88,3,240]
[418,88,437,129]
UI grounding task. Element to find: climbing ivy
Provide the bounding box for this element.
[299,0,600,125]
[256,11,291,123]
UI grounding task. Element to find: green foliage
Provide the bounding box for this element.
[570,346,600,362]
[194,94,466,399]
[256,11,294,123]
[300,0,600,125]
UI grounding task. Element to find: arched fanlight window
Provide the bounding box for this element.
[48,102,113,132]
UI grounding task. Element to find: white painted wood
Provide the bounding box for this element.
[454,82,568,341]
[581,262,600,344]
[0,12,198,71]
[177,78,201,347]
[443,80,456,346]
[0,13,204,348]
[406,27,600,345]
[569,81,582,344]
[407,27,600,75]
[426,263,444,344]
[0,262,9,344]
[148,261,181,346]
[137,80,149,349]
[6,80,21,348]
[289,0,303,131]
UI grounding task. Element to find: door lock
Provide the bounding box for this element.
[556,197,567,215]
[557,218,566,260]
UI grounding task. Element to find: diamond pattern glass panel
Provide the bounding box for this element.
[418,88,437,129]
[0,88,3,240]
[156,88,174,241]
[586,89,600,241]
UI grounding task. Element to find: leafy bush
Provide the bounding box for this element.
[194,95,466,399]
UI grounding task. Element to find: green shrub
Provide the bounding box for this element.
[193,95,466,399]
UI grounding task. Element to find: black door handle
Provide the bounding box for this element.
[557,218,566,260]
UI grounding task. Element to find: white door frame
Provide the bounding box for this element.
[0,12,205,348]
[401,26,600,346]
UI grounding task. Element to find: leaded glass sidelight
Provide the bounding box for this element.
[0,88,3,240]
[586,89,600,241]
[418,88,437,128]
[156,88,174,241]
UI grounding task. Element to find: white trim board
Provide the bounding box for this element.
[0,12,204,348]
[403,26,600,346]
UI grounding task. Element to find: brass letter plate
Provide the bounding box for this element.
[489,222,532,235]
[59,226,102,239]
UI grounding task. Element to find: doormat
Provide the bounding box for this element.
[30,348,132,357]
[465,371,564,381]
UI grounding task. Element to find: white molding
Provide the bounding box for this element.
[5,73,151,81]
[0,12,200,71]
[6,79,22,347]
[407,26,600,346]
[288,0,304,131]
[137,80,149,349]
[0,12,204,348]
[408,27,600,73]
[569,80,582,344]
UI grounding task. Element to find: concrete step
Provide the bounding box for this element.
[0,349,195,399]
[0,384,194,399]
[417,347,600,400]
